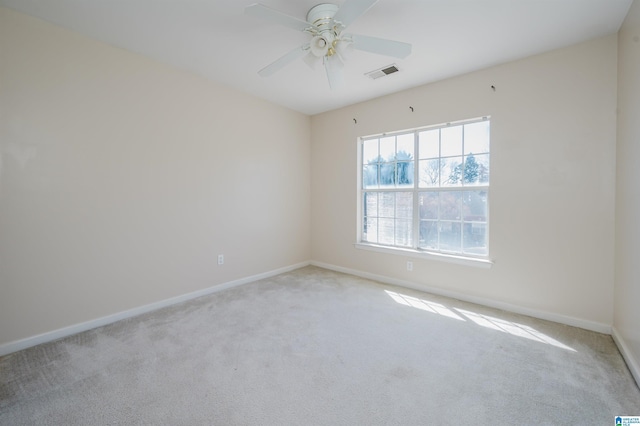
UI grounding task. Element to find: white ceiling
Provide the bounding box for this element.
[0,0,633,115]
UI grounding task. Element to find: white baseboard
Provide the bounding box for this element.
[0,261,310,357]
[310,260,612,335]
[611,326,640,387]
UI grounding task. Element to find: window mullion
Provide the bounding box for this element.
[437,129,442,252]
[461,127,465,253]
[460,192,464,255]
[413,131,420,249]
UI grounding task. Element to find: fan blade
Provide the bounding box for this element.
[348,33,412,59]
[324,55,345,89]
[333,0,378,29]
[245,3,311,32]
[335,39,355,61]
[258,44,309,77]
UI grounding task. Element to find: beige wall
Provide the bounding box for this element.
[0,7,311,347]
[615,0,640,382]
[311,35,618,329]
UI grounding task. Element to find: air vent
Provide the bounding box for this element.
[366,64,400,80]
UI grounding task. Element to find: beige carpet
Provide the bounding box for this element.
[1,266,639,425]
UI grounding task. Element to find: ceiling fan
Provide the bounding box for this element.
[244,0,412,89]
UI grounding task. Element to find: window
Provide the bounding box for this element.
[359,117,490,259]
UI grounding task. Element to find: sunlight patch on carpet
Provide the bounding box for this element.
[385,290,576,352]
[385,290,465,321]
[455,308,576,352]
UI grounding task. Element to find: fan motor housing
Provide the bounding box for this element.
[306,4,339,26]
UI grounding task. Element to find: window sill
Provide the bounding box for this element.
[354,243,493,269]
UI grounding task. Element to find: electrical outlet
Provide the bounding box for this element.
[218,254,224,265]
[407,261,413,271]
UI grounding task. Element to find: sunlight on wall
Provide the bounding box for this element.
[385,290,576,352]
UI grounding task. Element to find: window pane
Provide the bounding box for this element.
[363,139,380,164]
[419,192,438,220]
[396,192,413,219]
[396,134,415,188]
[440,191,462,220]
[379,218,394,245]
[379,193,394,217]
[419,220,438,249]
[463,190,487,221]
[364,192,378,217]
[441,126,462,157]
[380,136,395,162]
[464,121,490,155]
[419,159,440,187]
[463,223,487,256]
[379,162,395,187]
[419,130,439,159]
[397,133,414,158]
[463,190,487,255]
[395,219,413,246]
[439,221,461,252]
[441,157,463,187]
[396,160,414,187]
[462,154,482,185]
[363,164,379,188]
[363,218,378,243]
[475,153,490,184]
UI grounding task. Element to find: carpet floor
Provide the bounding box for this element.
[1,266,639,425]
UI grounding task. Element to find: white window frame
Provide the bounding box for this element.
[355,117,493,268]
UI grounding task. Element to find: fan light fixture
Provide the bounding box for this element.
[310,35,329,57]
[306,4,342,61]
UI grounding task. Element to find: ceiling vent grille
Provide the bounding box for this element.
[366,64,400,80]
